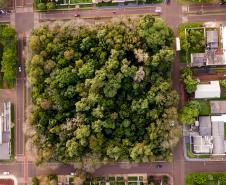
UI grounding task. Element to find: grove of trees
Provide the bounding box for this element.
[27,15,181,164]
[0,25,17,87]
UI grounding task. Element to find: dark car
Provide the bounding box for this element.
[156,164,162,168]
[166,0,170,4]
[219,0,226,4]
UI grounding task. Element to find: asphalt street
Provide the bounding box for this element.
[15,37,25,156]
[3,0,226,185]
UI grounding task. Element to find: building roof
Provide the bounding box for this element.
[207,30,218,44]
[199,116,211,136]
[195,81,221,99]
[191,53,207,67]
[212,121,225,154]
[210,101,226,114]
[193,136,213,154]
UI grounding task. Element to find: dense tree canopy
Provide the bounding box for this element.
[27,16,181,164]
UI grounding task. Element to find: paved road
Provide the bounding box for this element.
[40,6,158,20]
[188,3,226,12]
[3,1,226,185]
[187,13,226,22]
[15,37,25,156]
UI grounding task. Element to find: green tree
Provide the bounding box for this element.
[181,67,198,94]
[179,100,201,125]
[31,176,39,185]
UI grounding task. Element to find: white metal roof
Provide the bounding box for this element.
[195,81,221,99]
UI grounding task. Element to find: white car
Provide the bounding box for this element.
[3,172,9,175]
[155,7,162,13]
[18,66,22,72]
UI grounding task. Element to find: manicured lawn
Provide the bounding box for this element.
[224,124,226,139]
[186,143,196,158]
[70,0,92,4]
[186,173,226,185]
[197,100,210,116]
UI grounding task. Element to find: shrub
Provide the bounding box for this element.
[46,2,56,10]
[193,174,208,185]
[37,3,47,10]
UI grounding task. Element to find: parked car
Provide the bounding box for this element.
[156,164,162,168]
[18,65,22,72]
[3,172,9,175]
[154,7,162,14]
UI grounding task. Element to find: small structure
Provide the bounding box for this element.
[212,121,225,154]
[199,116,211,136]
[206,30,218,49]
[191,53,207,67]
[193,135,213,154]
[0,102,11,160]
[210,101,226,114]
[195,81,221,99]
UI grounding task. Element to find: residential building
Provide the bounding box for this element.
[195,81,221,99]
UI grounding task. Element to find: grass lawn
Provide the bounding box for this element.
[186,173,226,185]
[224,124,226,139]
[186,143,196,158]
[70,0,92,4]
[197,100,210,116]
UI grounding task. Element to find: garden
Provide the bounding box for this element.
[178,23,205,64]
[186,173,226,185]
[0,25,17,88]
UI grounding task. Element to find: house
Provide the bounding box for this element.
[195,81,221,99]
[193,116,213,154]
[190,27,226,67]
[191,53,207,67]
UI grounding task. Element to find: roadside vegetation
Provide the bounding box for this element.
[179,100,201,125]
[27,15,181,164]
[0,25,17,88]
[180,67,198,94]
[186,173,226,185]
[0,0,9,8]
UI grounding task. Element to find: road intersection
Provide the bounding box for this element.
[0,0,226,184]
